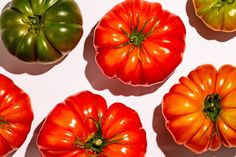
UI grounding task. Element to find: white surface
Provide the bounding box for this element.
[1,0,236,157]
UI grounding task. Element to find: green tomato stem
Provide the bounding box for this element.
[22,15,43,34]
[219,0,234,4]
[74,117,124,156]
[0,117,8,128]
[203,94,221,138]
[203,94,221,122]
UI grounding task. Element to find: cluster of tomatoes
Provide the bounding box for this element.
[0,0,236,156]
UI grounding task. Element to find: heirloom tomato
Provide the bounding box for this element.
[0,0,83,63]
[37,91,147,157]
[162,64,236,154]
[0,73,34,156]
[94,0,186,86]
[192,0,236,32]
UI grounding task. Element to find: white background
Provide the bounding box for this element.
[1,0,236,157]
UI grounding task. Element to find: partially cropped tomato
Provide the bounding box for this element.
[192,0,236,32]
[94,0,186,86]
[0,73,34,156]
[37,91,146,157]
[0,0,83,63]
[162,64,236,154]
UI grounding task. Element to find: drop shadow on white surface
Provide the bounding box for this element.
[153,105,236,157]
[83,26,165,96]
[186,0,236,41]
[6,150,16,157]
[0,38,65,75]
[24,122,43,157]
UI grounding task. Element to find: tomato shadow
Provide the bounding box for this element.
[83,25,165,96]
[153,105,236,157]
[0,38,65,75]
[6,150,16,157]
[24,121,43,157]
[186,0,236,41]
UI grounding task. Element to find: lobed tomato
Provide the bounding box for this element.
[0,0,83,63]
[37,91,147,157]
[0,73,34,156]
[94,0,186,86]
[162,64,236,153]
[192,0,236,32]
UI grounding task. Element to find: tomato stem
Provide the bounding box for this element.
[203,94,221,123]
[22,15,43,34]
[219,0,234,4]
[204,94,221,138]
[0,117,8,128]
[74,117,123,156]
[118,15,159,48]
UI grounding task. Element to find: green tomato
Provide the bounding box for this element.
[0,0,83,63]
[193,0,236,32]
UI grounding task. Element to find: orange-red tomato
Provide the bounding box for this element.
[162,64,236,154]
[37,91,146,157]
[94,0,186,86]
[0,74,34,156]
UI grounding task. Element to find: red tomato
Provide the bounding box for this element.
[94,0,186,86]
[162,64,236,154]
[0,74,34,156]
[37,91,147,157]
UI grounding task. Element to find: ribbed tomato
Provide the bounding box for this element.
[162,64,236,153]
[37,91,146,157]
[0,73,34,156]
[192,0,236,32]
[94,0,186,86]
[0,0,83,63]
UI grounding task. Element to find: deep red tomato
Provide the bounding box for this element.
[37,91,147,157]
[162,64,236,154]
[0,73,34,156]
[94,0,186,86]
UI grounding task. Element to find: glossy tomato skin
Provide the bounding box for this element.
[94,0,186,86]
[0,73,34,156]
[162,64,236,154]
[0,0,83,63]
[37,91,147,157]
[192,0,236,32]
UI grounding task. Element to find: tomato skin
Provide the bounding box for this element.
[94,0,186,86]
[37,91,147,157]
[162,64,236,154]
[0,0,83,63]
[0,73,34,157]
[192,0,236,32]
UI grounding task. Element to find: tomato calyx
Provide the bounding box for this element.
[0,117,8,129]
[74,117,123,156]
[119,15,159,48]
[130,30,145,46]
[22,15,43,34]
[203,94,221,138]
[219,0,234,4]
[203,94,221,123]
[213,0,234,8]
[117,15,159,62]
